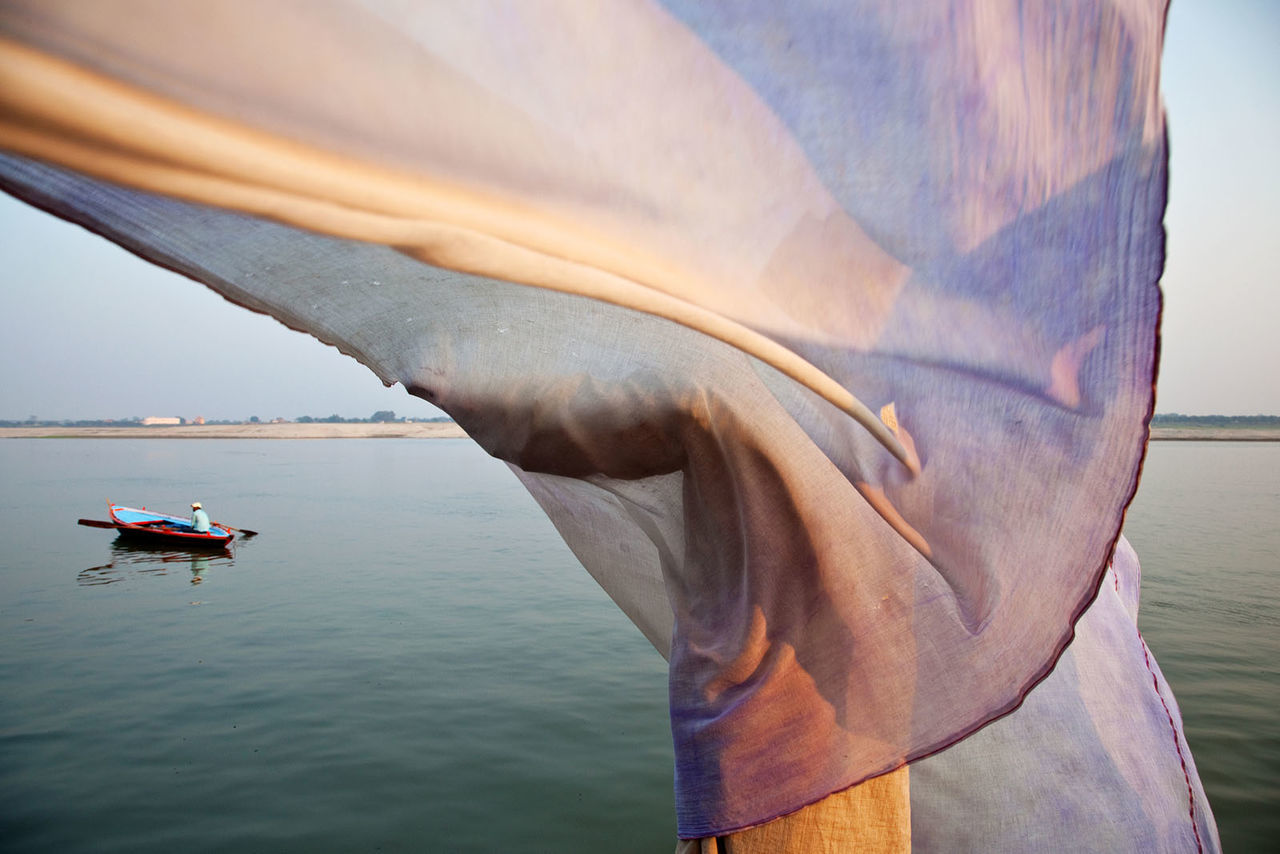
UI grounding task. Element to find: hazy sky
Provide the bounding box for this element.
[1,1,1276,421]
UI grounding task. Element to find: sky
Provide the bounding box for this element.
[1,0,1276,421]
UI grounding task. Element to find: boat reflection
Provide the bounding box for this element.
[79,539,237,586]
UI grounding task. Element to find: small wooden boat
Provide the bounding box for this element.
[78,502,236,548]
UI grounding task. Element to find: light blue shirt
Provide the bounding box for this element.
[191,508,211,533]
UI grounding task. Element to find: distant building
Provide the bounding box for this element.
[141,416,181,426]
[193,415,205,425]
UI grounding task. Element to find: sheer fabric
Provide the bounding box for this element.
[0,1,1217,847]
[910,538,1218,851]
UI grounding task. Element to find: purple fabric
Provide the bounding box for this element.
[912,538,1220,852]
[0,1,1218,846]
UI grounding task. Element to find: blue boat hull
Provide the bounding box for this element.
[107,503,234,548]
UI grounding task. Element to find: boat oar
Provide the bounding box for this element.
[79,518,164,529]
[81,516,258,537]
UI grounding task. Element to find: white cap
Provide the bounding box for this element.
[191,502,202,509]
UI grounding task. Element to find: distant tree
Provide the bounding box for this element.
[371,410,397,423]
[322,414,344,423]
[297,415,314,423]
[249,415,260,423]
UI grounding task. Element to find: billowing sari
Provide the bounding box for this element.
[0,2,1217,848]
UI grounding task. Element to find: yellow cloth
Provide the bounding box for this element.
[677,766,910,854]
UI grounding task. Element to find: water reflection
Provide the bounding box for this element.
[79,539,237,586]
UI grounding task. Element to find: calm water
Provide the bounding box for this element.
[0,439,1275,852]
[1122,442,1280,852]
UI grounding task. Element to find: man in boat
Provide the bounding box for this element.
[190,502,211,534]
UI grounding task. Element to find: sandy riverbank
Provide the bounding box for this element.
[2,423,1277,441]
[1148,426,1280,441]
[0,422,469,439]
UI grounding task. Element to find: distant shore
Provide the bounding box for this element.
[1148,426,1280,442]
[1,423,1277,441]
[0,422,469,439]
